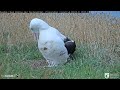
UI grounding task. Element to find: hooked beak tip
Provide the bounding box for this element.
[34,32,39,41]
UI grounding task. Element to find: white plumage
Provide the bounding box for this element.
[29,18,75,67]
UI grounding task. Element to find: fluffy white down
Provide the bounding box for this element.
[30,18,69,67]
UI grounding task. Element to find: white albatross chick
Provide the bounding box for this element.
[29,18,70,67]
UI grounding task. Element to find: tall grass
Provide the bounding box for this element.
[0,12,120,45]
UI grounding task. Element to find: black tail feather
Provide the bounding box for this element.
[64,37,76,55]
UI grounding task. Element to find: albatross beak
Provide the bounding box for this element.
[33,32,39,41]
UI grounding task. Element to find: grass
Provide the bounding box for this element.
[0,42,120,79]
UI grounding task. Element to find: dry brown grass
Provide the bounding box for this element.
[0,12,120,52]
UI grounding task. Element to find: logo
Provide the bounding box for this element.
[1,74,19,78]
[104,73,110,79]
[104,73,119,79]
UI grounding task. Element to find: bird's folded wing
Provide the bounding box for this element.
[55,29,67,41]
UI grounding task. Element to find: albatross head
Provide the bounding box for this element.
[29,18,50,41]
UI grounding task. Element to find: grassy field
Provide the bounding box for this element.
[0,12,120,79]
[0,42,120,79]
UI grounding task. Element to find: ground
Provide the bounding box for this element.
[0,43,120,79]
